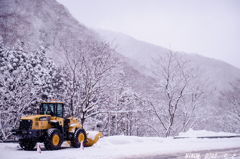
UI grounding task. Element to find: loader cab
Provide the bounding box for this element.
[39,102,64,118]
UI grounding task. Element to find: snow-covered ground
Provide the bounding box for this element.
[1,129,240,159]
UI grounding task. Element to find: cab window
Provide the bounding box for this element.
[56,104,63,118]
[40,103,54,115]
[40,103,63,118]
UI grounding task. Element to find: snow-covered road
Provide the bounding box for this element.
[128,147,240,159]
[1,129,240,159]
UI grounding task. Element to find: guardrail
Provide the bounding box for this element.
[174,135,240,139]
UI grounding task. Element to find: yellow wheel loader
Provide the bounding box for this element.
[12,100,102,150]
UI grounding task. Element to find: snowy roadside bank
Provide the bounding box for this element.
[0,130,240,159]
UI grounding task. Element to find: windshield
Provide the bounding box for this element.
[39,103,63,118]
[40,103,54,116]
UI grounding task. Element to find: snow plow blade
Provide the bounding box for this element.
[85,131,102,147]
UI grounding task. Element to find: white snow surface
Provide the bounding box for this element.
[1,129,240,159]
[50,120,58,123]
[69,124,78,127]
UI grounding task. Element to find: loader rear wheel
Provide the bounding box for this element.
[71,128,87,148]
[19,140,36,150]
[44,129,63,150]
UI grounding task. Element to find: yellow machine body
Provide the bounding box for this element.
[67,117,82,133]
[12,101,101,150]
[20,115,82,130]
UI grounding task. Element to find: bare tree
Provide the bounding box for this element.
[77,40,118,127]
[218,77,240,132]
[59,32,86,117]
[59,32,120,127]
[150,50,208,137]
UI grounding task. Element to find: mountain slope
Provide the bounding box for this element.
[0,0,96,64]
[1,0,239,95]
[96,28,240,93]
[0,0,154,94]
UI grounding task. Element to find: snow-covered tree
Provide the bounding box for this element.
[0,40,37,140]
[59,33,122,128]
[76,40,118,127]
[218,77,240,133]
[59,33,87,117]
[150,50,209,137]
[0,38,62,140]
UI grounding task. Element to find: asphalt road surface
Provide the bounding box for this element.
[126,147,240,159]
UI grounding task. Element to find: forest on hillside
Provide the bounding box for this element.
[1,35,239,140]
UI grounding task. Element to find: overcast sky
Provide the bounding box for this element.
[57,0,240,68]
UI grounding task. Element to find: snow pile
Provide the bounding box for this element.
[0,130,240,159]
[93,135,163,147]
[86,131,100,140]
[177,128,240,138]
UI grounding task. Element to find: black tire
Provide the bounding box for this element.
[71,128,87,148]
[44,129,63,150]
[19,140,36,150]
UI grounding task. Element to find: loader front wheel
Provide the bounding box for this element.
[71,128,87,148]
[44,129,63,150]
